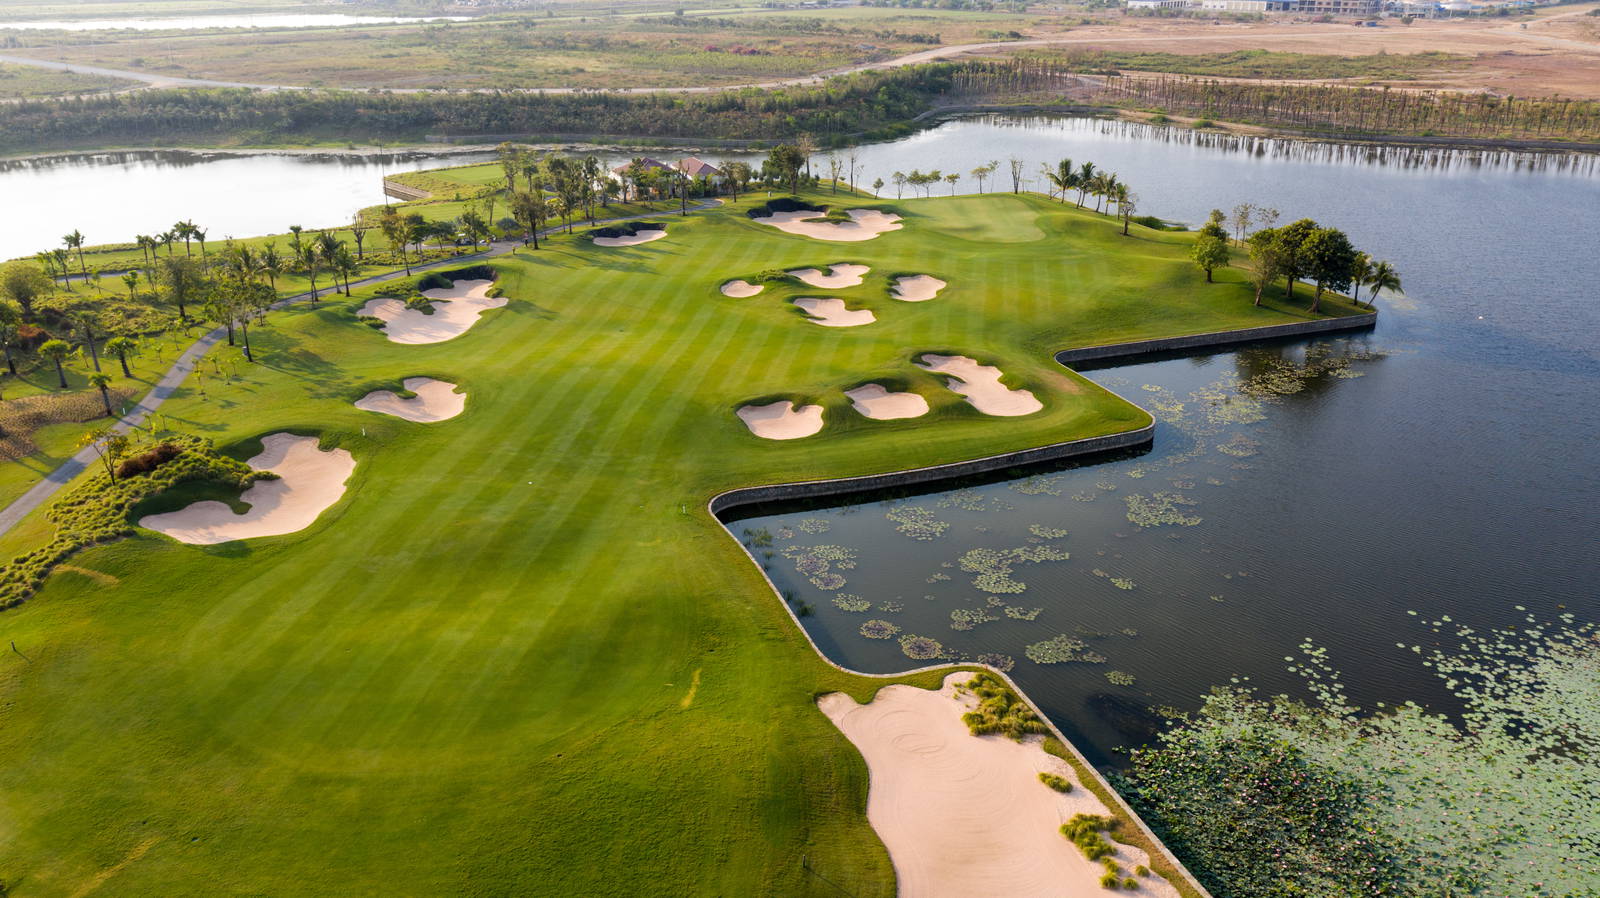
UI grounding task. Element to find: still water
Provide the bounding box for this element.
[0,14,473,31]
[718,116,1600,765]
[0,148,494,259]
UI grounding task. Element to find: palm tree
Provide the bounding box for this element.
[104,336,136,377]
[1349,252,1372,306]
[1100,173,1121,215]
[39,338,71,388]
[175,220,198,256]
[87,372,116,417]
[1042,159,1074,202]
[121,270,139,299]
[77,312,102,372]
[299,244,322,302]
[332,245,358,295]
[260,243,284,291]
[159,230,178,256]
[63,229,88,277]
[0,299,21,376]
[1366,261,1401,307]
[51,249,73,290]
[1075,162,1096,207]
[194,227,209,257]
[380,212,410,274]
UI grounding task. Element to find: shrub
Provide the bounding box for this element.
[1100,872,1120,889]
[960,672,1049,740]
[1123,878,1138,890]
[1039,772,1074,793]
[357,316,386,329]
[1061,813,1117,862]
[1135,865,1149,877]
[403,295,435,314]
[114,442,183,479]
[748,197,823,218]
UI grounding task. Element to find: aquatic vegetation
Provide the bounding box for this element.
[985,596,1006,607]
[938,489,1012,512]
[1106,671,1136,686]
[775,527,795,540]
[925,572,951,582]
[1120,615,1600,898]
[1110,578,1135,590]
[1025,635,1107,665]
[1171,479,1196,490]
[1071,492,1097,502]
[1125,469,1146,479]
[796,518,831,534]
[780,544,857,590]
[1004,606,1042,621]
[1095,481,1117,492]
[877,600,903,613]
[898,634,949,661]
[1124,492,1202,528]
[1216,434,1261,458]
[1206,478,1225,487]
[976,653,1015,672]
[1210,595,1225,602]
[1028,524,1069,539]
[742,527,773,547]
[1120,628,1139,637]
[885,505,949,541]
[950,607,999,631]
[859,619,900,639]
[1010,475,1064,496]
[959,673,1049,740]
[832,593,871,612]
[958,544,1069,594]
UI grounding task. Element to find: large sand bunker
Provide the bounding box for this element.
[752,209,903,242]
[354,377,465,423]
[138,433,356,545]
[359,278,506,345]
[787,263,870,289]
[891,275,948,302]
[819,672,1179,898]
[721,279,764,298]
[917,354,1042,416]
[593,227,667,247]
[736,400,824,440]
[794,297,876,328]
[844,384,929,420]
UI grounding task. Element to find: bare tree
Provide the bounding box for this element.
[1008,157,1024,193]
[1230,202,1256,243]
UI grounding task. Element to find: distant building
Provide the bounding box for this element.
[1298,0,1381,13]
[677,157,724,183]
[1200,0,1296,10]
[1126,0,1193,8]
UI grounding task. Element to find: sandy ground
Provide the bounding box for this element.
[788,263,870,289]
[793,297,877,327]
[752,209,903,242]
[138,433,356,545]
[891,275,947,303]
[721,279,764,297]
[844,383,930,420]
[359,278,506,344]
[736,399,824,439]
[819,672,1178,898]
[593,228,667,247]
[353,376,465,423]
[917,354,1042,416]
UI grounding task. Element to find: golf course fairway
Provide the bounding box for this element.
[0,191,1365,896]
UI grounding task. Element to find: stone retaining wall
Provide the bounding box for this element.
[1056,312,1377,366]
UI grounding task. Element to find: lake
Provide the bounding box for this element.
[715,115,1600,765]
[0,14,474,31]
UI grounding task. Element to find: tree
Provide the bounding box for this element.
[39,338,72,388]
[1117,185,1137,236]
[0,262,53,318]
[77,429,128,482]
[0,299,21,375]
[972,160,998,194]
[1273,218,1319,301]
[1191,223,1231,282]
[1247,228,1291,307]
[1075,161,1096,206]
[1230,202,1257,243]
[1301,227,1357,313]
[1366,261,1401,307]
[892,171,906,198]
[300,243,323,301]
[87,372,116,417]
[350,216,371,261]
[332,245,359,296]
[157,255,205,320]
[498,141,522,194]
[1007,157,1024,193]
[379,210,410,275]
[195,227,209,257]
[260,242,284,291]
[847,150,859,193]
[1042,158,1074,202]
[122,270,140,299]
[77,311,102,372]
[766,145,806,194]
[510,191,545,249]
[1349,252,1372,306]
[827,155,843,194]
[871,177,884,196]
[945,172,960,194]
[63,229,88,277]
[104,336,136,377]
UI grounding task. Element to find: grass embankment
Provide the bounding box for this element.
[0,63,134,99]
[0,191,1361,896]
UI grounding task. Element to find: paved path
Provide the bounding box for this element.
[0,199,720,537]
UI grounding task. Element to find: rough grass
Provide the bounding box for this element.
[0,191,1360,896]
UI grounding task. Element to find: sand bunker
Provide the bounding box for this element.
[787,263,870,289]
[354,377,465,423]
[917,354,1042,416]
[752,209,903,242]
[736,400,824,440]
[892,275,948,302]
[359,279,506,345]
[721,279,764,298]
[138,433,355,545]
[819,672,1178,898]
[593,228,667,247]
[794,297,876,328]
[844,384,929,420]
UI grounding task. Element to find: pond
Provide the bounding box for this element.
[716,115,1600,766]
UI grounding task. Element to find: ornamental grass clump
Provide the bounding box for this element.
[959,672,1048,740]
[1039,772,1074,793]
[0,434,265,611]
[1060,813,1118,862]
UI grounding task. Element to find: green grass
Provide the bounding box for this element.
[0,191,1360,896]
[0,62,134,99]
